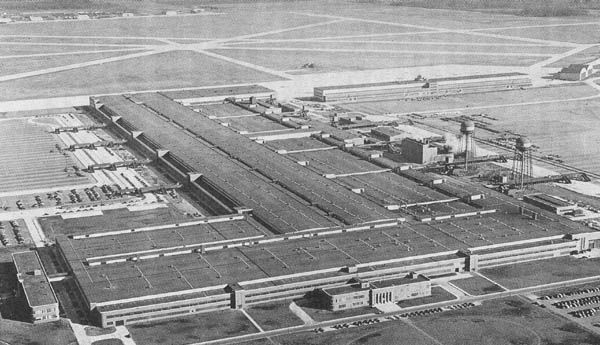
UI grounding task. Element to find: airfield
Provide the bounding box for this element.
[3,1,600,345]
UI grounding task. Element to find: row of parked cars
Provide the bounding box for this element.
[540,287,600,301]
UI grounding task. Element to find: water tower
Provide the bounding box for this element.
[512,136,533,189]
[460,120,476,170]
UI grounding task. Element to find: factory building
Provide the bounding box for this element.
[68,92,600,328]
[12,251,59,324]
[371,126,405,142]
[318,274,431,311]
[314,73,532,102]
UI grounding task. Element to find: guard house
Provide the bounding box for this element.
[558,64,593,81]
[12,251,59,324]
[318,274,431,311]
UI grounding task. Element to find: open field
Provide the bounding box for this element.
[128,310,258,345]
[413,297,600,345]
[0,12,323,39]
[253,20,422,40]
[0,50,147,76]
[91,339,123,345]
[0,50,283,100]
[548,46,600,67]
[0,36,164,45]
[211,49,544,74]
[245,299,304,331]
[397,286,457,308]
[0,318,77,345]
[227,41,568,55]
[0,44,141,56]
[450,275,505,295]
[489,24,600,44]
[480,257,600,290]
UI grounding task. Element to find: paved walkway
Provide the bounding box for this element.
[70,322,136,345]
[288,301,315,325]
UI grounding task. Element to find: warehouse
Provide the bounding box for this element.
[314,73,532,102]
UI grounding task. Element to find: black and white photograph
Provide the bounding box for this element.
[1,0,600,344]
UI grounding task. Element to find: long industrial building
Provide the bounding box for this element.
[314,73,532,102]
[43,91,600,327]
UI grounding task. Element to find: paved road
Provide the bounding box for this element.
[195,274,600,345]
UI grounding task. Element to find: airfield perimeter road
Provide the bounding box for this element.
[196,274,600,345]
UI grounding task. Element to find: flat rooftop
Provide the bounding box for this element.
[12,251,57,307]
[160,85,274,101]
[315,73,527,92]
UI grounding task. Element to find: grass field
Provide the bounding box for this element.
[0,50,147,76]
[450,275,505,295]
[245,300,304,331]
[490,24,600,44]
[129,310,258,345]
[414,296,600,345]
[210,49,544,74]
[91,339,123,345]
[0,318,77,345]
[227,41,567,55]
[0,12,323,39]
[0,50,283,100]
[480,256,600,290]
[0,36,164,45]
[0,44,140,56]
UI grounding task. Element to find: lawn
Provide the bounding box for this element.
[0,50,284,101]
[209,48,544,74]
[91,339,123,345]
[450,275,505,295]
[0,50,146,76]
[413,297,600,345]
[480,256,600,290]
[0,12,325,39]
[0,44,139,56]
[245,299,304,331]
[0,318,77,345]
[397,286,457,308]
[129,310,258,345]
[227,41,567,55]
[489,24,600,44]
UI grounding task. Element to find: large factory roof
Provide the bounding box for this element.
[101,93,398,225]
[160,85,273,101]
[59,195,590,306]
[13,251,57,307]
[99,95,335,233]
